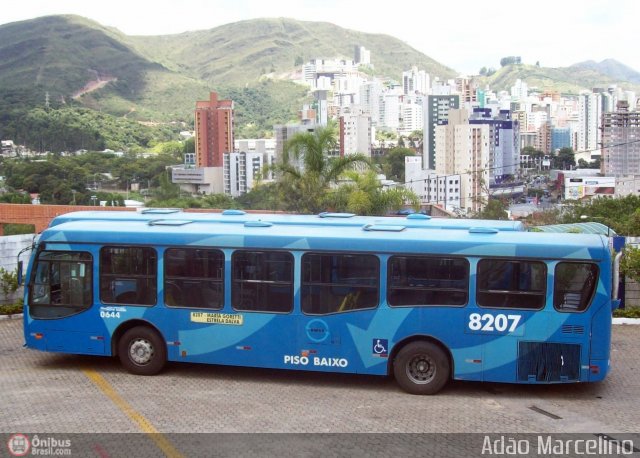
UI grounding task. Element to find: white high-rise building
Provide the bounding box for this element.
[576,91,602,156]
[511,79,528,102]
[402,67,430,95]
[399,102,423,136]
[224,151,268,197]
[340,105,371,157]
[380,92,401,130]
[359,81,383,127]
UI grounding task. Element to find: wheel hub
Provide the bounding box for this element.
[129,339,154,365]
[407,354,436,384]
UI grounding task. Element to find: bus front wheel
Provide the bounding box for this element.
[118,326,167,376]
[393,341,450,395]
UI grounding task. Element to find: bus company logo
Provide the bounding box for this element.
[305,319,330,343]
[7,434,30,457]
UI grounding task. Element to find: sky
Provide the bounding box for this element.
[2,0,639,75]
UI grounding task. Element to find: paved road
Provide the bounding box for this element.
[1,318,639,456]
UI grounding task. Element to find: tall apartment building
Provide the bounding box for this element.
[399,102,423,136]
[359,81,383,127]
[423,94,460,170]
[435,109,490,213]
[194,92,234,168]
[339,106,371,157]
[576,91,602,157]
[601,101,640,177]
[402,67,429,95]
[551,127,571,152]
[223,151,271,197]
[469,108,520,183]
[354,46,371,65]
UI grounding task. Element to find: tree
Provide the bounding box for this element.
[621,245,640,283]
[475,198,509,220]
[328,170,420,216]
[560,195,640,236]
[380,147,415,182]
[554,147,576,170]
[272,122,371,213]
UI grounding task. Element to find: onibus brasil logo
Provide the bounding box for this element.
[7,434,30,457]
[7,433,71,456]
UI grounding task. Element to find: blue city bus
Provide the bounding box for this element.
[22,211,619,394]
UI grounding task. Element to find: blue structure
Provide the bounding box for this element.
[551,127,571,152]
[23,211,616,394]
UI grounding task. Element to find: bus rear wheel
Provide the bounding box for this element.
[118,326,167,375]
[393,341,450,395]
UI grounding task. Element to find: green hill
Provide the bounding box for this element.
[126,17,457,85]
[1,14,639,138]
[484,63,640,95]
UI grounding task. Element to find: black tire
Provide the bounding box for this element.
[393,341,450,395]
[118,326,167,375]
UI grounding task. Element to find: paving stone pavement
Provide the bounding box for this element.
[1,318,639,453]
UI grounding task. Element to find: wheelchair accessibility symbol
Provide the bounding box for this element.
[372,338,388,357]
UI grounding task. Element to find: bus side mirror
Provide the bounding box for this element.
[17,261,23,286]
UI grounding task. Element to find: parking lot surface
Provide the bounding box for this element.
[1,318,639,456]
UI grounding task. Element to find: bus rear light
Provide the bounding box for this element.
[31,333,44,340]
[590,365,600,374]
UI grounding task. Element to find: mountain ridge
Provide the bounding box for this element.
[0,15,638,131]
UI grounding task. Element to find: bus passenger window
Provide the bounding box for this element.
[164,248,224,309]
[301,253,379,315]
[232,251,293,313]
[29,251,93,319]
[388,256,468,307]
[477,259,546,310]
[554,263,598,312]
[100,247,157,306]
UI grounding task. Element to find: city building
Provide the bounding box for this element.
[435,109,490,213]
[576,91,602,159]
[339,105,371,157]
[171,166,224,195]
[551,127,571,152]
[469,108,520,183]
[404,156,461,212]
[194,92,234,168]
[402,67,429,95]
[601,101,640,177]
[224,151,269,197]
[423,95,460,170]
[399,101,423,136]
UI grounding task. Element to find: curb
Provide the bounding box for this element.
[0,313,23,321]
[612,317,640,325]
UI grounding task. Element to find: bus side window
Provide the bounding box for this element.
[477,259,546,310]
[554,263,598,312]
[232,251,293,313]
[164,248,224,309]
[301,253,379,315]
[100,246,157,306]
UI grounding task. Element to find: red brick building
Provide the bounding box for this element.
[194,92,234,167]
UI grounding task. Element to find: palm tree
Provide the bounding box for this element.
[272,122,370,213]
[329,170,420,216]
